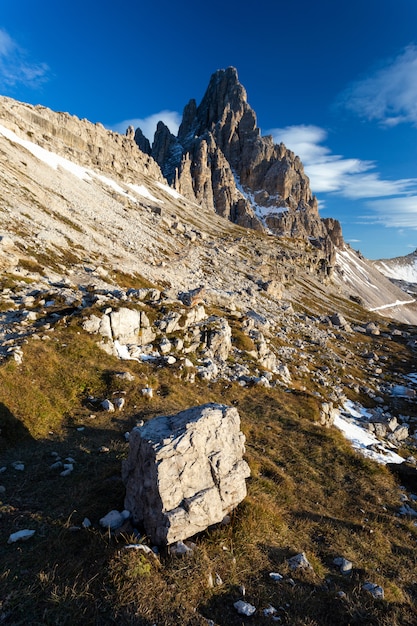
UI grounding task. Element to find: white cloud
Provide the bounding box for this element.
[365,196,417,229]
[267,124,417,199]
[339,45,417,127]
[267,124,328,162]
[0,27,49,89]
[111,110,181,141]
[0,28,14,56]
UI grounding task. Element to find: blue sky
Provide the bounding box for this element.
[1,0,416,259]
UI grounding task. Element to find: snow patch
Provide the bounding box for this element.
[336,249,378,288]
[334,400,404,465]
[370,298,415,312]
[127,183,161,203]
[156,181,182,199]
[233,172,287,224]
[0,123,91,181]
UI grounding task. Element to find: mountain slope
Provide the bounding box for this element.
[1,91,417,626]
[374,249,417,283]
[0,93,415,325]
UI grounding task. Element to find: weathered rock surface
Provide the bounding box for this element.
[0,95,164,184]
[122,403,250,545]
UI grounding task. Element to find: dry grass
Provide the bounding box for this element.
[1,326,417,625]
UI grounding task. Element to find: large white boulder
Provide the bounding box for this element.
[122,403,250,545]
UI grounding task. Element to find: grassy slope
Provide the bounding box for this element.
[1,323,417,625]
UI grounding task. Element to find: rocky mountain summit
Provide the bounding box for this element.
[135,67,340,274]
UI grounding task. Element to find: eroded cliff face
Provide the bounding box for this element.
[0,96,164,185]
[135,67,340,271]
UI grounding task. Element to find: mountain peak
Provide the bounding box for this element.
[198,66,248,122]
[134,68,342,275]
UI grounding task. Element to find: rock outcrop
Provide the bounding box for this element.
[134,67,340,270]
[122,403,250,545]
[0,96,164,184]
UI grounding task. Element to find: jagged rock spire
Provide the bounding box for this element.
[133,67,342,269]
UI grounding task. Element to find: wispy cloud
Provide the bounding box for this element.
[0,28,50,90]
[364,196,417,229]
[338,45,417,127]
[111,110,181,141]
[267,124,417,199]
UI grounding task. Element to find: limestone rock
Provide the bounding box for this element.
[0,96,164,184]
[320,402,339,427]
[109,308,141,344]
[122,403,250,545]
[199,316,232,361]
[234,600,256,616]
[287,552,313,571]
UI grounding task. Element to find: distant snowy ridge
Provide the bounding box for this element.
[375,257,417,284]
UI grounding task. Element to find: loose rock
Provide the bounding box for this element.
[234,600,256,616]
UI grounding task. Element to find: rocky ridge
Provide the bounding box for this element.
[135,67,339,274]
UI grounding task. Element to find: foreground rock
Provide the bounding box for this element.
[122,403,250,545]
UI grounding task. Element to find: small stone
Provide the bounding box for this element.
[141,387,153,399]
[8,529,36,543]
[114,397,125,411]
[363,582,384,599]
[50,461,63,470]
[99,446,110,453]
[169,540,194,556]
[12,462,25,471]
[60,468,73,477]
[399,503,417,517]
[114,371,135,382]
[76,427,85,432]
[82,518,92,528]
[287,552,312,570]
[101,399,115,412]
[99,509,130,530]
[263,605,278,617]
[269,572,283,582]
[234,600,256,616]
[333,557,353,575]
[215,572,223,586]
[124,543,156,557]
